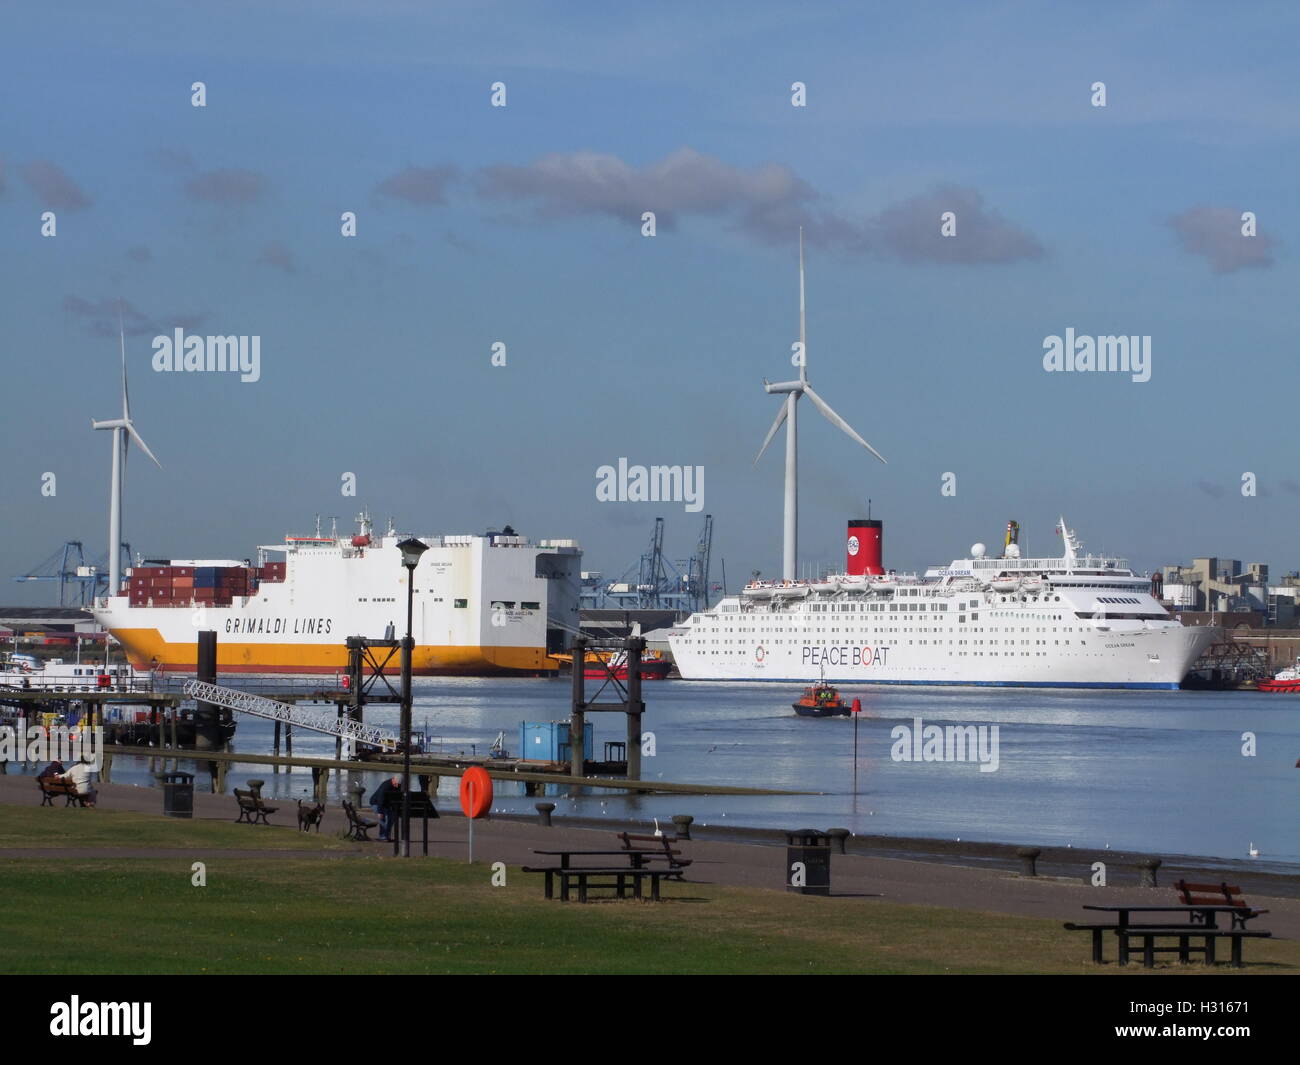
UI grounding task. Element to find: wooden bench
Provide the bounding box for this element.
[617,832,692,877]
[522,864,677,902]
[1175,879,1269,930]
[342,800,378,841]
[38,776,88,807]
[233,787,278,825]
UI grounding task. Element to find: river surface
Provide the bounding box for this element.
[81,678,1300,870]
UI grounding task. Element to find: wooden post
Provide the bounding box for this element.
[313,766,328,802]
[285,723,293,755]
[100,748,113,784]
[626,636,645,781]
[273,720,281,756]
[569,637,586,777]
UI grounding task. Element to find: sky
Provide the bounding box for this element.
[2,1,1298,605]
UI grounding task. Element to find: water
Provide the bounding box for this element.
[94,678,1299,869]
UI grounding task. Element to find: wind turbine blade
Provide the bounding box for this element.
[125,422,162,468]
[119,310,130,420]
[803,385,886,464]
[753,402,788,466]
[798,227,807,385]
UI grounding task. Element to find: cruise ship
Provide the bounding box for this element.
[91,514,582,675]
[669,517,1219,688]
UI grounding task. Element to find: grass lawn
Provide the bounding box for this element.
[2,809,1297,975]
[0,805,356,852]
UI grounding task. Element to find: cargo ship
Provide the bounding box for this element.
[90,514,582,675]
[669,517,1220,689]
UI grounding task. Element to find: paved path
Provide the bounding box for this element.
[4,771,1297,939]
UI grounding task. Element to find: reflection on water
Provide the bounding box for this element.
[93,677,1299,868]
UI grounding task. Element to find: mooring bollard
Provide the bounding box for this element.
[1017,846,1042,877]
[826,827,851,854]
[1138,857,1162,888]
[536,801,556,827]
[348,782,365,809]
[671,814,694,840]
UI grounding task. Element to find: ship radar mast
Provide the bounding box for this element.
[355,510,373,540]
[1058,516,1082,561]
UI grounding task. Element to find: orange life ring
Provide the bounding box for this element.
[459,767,493,819]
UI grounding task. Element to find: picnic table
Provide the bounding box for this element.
[1066,904,1272,967]
[524,847,686,902]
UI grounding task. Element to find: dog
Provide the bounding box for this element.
[297,798,325,832]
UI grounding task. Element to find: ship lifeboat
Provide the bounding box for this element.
[812,579,841,595]
[772,583,810,599]
[989,576,1020,593]
[869,577,896,592]
[840,575,868,592]
[1020,576,1045,594]
[742,584,774,599]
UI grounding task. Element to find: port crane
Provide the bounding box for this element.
[582,515,714,614]
[182,679,398,750]
[13,541,131,605]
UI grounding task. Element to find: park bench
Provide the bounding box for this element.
[1174,879,1268,930]
[617,832,692,878]
[342,800,378,841]
[37,776,89,807]
[233,787,278,825]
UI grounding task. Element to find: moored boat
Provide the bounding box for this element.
[1258,658,1300,693]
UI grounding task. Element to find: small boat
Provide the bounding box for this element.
[792,678,850,717]
[1258,658,1300,693]
[989,575,1021,593]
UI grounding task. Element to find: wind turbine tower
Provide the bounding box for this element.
[754,230,886,581]
[91,320,162,596]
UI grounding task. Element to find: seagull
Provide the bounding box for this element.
[1249,842,1260,857]
[652,818,663,838]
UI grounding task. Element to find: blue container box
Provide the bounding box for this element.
[519,721,593,762]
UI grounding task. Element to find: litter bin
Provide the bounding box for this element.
[157,771,195,818]
[785,828,831,895]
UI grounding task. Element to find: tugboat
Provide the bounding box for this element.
[792,672,850,717]
[1258,657,1300,693]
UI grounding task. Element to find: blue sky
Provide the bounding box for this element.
[3,1,1298,603]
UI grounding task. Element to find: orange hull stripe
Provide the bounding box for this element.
[109,629,556,675]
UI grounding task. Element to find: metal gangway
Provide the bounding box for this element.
[182,680,398,751]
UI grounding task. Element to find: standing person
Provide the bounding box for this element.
[369,775,402,842]
[59,755,97,807]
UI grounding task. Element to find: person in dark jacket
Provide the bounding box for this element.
[369,775,403,841]
[37,760,66,780]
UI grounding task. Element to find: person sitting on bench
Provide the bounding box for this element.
[37,759,66,781]
[369,775,402,841]
[59,756,98,807]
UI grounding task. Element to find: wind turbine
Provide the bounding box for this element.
[91,315,162,596]
[754,229,886,581]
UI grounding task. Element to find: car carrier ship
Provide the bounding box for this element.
[90,514,582,675]
[668,517,1219,689]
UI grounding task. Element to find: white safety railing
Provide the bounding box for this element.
[182,679,397,750]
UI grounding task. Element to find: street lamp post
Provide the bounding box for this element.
[396,537,429,858]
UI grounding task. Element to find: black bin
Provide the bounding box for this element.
[785,828,831,895]
[157,771,195,818]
